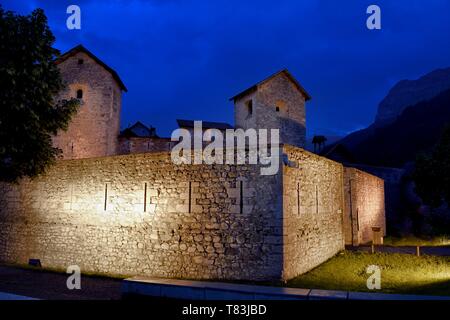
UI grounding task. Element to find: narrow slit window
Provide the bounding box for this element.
[144,183,147,212]
[246,100,253,116]
[356,209,360,231]
[315,185,319,214]
[104,183,108,211]
[188,181,192,213]
[297,182,301,215]
[76,89,83,99]
[239,180,244,214]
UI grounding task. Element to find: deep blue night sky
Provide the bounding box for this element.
[3,0,450,139]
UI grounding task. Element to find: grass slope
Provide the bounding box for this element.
[288,251,450,296]
[383,235,450,247]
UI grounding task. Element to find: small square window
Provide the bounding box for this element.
[76,89,83,99]
[78,59,84,65]
[275,106,280,112]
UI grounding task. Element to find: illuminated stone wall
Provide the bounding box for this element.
[0,146,384,281]
[52,51,123,159]
[234,72,307,148]
[343,167,386,246]
[282,145,345,279]
[0,151,283,280]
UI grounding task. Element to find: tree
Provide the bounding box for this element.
[312,135,327,153]
[0,7,79,182]
[413,125,450,208]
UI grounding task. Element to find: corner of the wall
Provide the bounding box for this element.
[340,165,346,249]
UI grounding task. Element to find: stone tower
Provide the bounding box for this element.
[52,45,127,159]
[230,69,310,148]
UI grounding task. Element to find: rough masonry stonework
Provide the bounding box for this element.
[52,47,125,159]
[0,151,284,280]
[344,167,386,246]
[283,145,345,279]
[0,146,352,281]
[233,70,308,148]
[0,45,386,281]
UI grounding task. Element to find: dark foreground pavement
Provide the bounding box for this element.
[0,265,122,300]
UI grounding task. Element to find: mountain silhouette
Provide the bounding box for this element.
[349,87,450,167]
[329,68,450,167]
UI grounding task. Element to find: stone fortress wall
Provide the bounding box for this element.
[0,144,384,282]
[0,46,386,281]
[343,167,386,246]
[0,150,285,280]
[282,145,345,279]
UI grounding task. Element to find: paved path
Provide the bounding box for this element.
[0,265,122,300]
[2,264,449,300]
[123,277,450,300]
[346,245,450,256]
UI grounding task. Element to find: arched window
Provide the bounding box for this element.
[76,89,83,99]
[275,100,286,113]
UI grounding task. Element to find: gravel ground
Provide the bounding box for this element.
[0,265,123,300]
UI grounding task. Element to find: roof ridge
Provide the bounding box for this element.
[56,45,127,92]
[229,69,311,102]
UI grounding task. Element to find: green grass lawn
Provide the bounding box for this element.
[287,251,450,296]
[383,235,450,247]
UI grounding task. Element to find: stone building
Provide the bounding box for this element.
[231,69,310,148]
[176,119,233,147]
[52,45,127,159]
[321,144,398,238]
[176,119,233,137]
[118,121,173,154]
[344,167,386,246]
[0,46,386,281]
